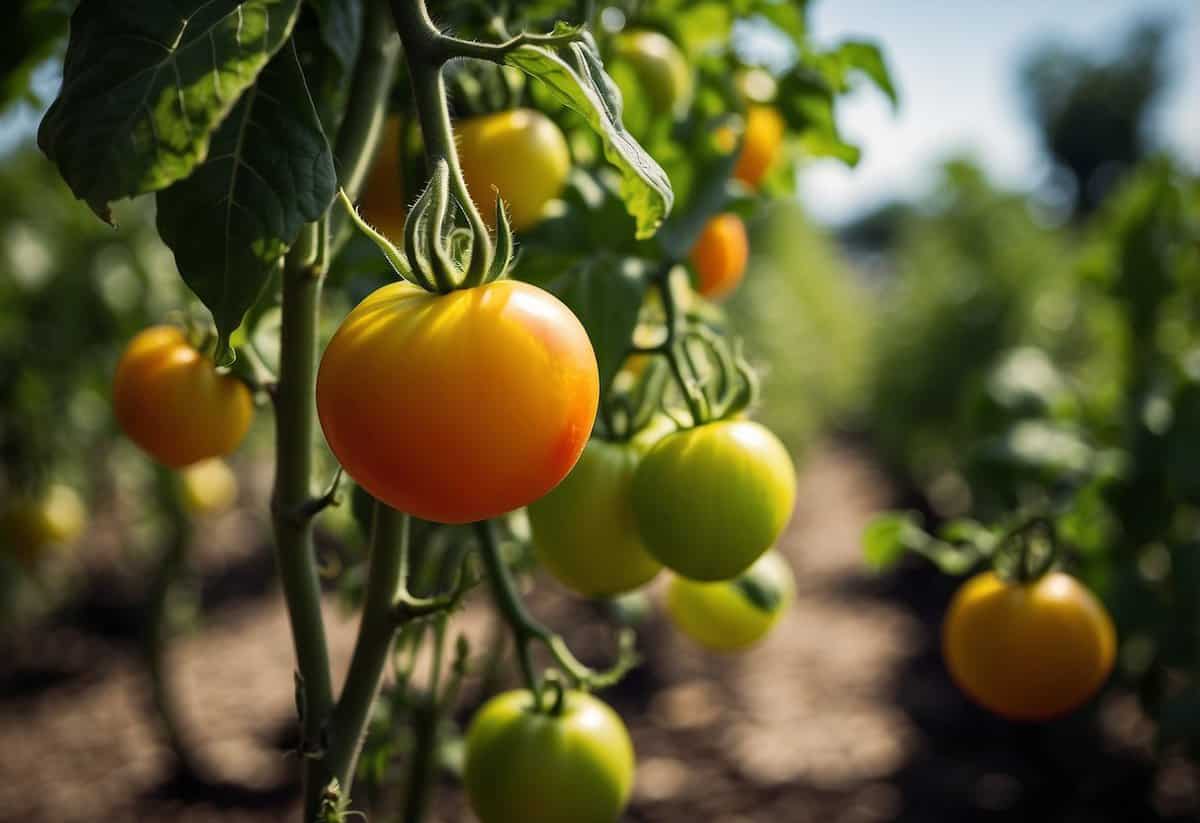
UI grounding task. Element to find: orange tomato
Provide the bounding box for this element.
[316,279,599,524]
[690,213,748,299]
[733,105,785,188]
[358,115,407,240]
[943,570,1117,721]
[113,326,254,468]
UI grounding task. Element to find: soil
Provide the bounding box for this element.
[0,443,1196,823]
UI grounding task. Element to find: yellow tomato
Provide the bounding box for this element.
[317,279,599,524]
[113,326,254,468]
[666,548,793,651]
[179,458,239,515]
[690,212,748,300]
[457,109,571,232]
[733,105,785,188]
[943,571,1117,721]
[358,115,407,240]
[2,484,86,563]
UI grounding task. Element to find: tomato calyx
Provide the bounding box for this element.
[995,515,1060,584]
[340,157,515,295]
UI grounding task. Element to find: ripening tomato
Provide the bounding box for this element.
[632,420,795,581]
[943,570,1117,721]
[317,279,598,524]
[113,326,254,468]
[613,30,693,117]
[666,549,794,651]
[527,439,662,597]
[457,109,571,232]
[358,114,406,240]
[733,105,785,188]
[464,689,635,823]
[1,484,86,563]
[179,458,239,515]
[690,212,748,299]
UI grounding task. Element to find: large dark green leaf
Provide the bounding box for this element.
[506,32,673,239]
[156,42,336,361]
[546,256,648,397]
[38,0,300,222]
[307,0,362,75]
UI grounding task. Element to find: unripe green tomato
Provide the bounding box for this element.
[528,439,662,597]
[632,420,795,581]
[2,484,87,563]
[614,30,693,117]
[179,458,239,515]
[666,549,794,651]
[464,689,635,823]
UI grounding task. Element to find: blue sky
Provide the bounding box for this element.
[797,0,1200,225]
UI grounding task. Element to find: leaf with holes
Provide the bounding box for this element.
[156,42,336,363]
[38,0,300,223]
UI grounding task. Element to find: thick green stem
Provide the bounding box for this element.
[331,0,403,256]
[327,503,409,792]
[272,223,336,818]
[402,700,439,823]
[390,0,494,285]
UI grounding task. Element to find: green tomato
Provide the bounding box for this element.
[632,420,795,581]
[666,549,794,651]
[528,439,662,597]
[464,690,635,823]
[614,30,693,117]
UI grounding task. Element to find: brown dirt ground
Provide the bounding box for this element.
[0,443,1196,823]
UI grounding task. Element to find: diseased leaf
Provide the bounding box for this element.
[38,0,301,222]
[156,42,336,361]
[505,33,673,238]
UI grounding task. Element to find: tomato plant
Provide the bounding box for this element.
[317,278,599,524]
[943,570,1116,720]
[527,438,662,597]
[113,326,254,468]
[666,548,793,651]
[463,689,635,823]
[632,420,796,581]
[17,0,894,817]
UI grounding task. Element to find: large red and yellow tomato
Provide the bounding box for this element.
[358,114,407,240]
[113,326,254,468]
[690,212,748,300]
[464,689,634,823]
[733,105,785,188]
[317,279,598,524]
[457,109,571,232]
[632,420,795,581]
[666,548,794,651]
[527,439,662,597]
[943,570,1116,721]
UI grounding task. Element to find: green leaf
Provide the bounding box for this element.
[306,0,362,75]
[505,32,673,239]
[546,256,648,398]
[38,0,301,222]
[156,41,336,361]
[823,40,897,106]
[862,511,917,570]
